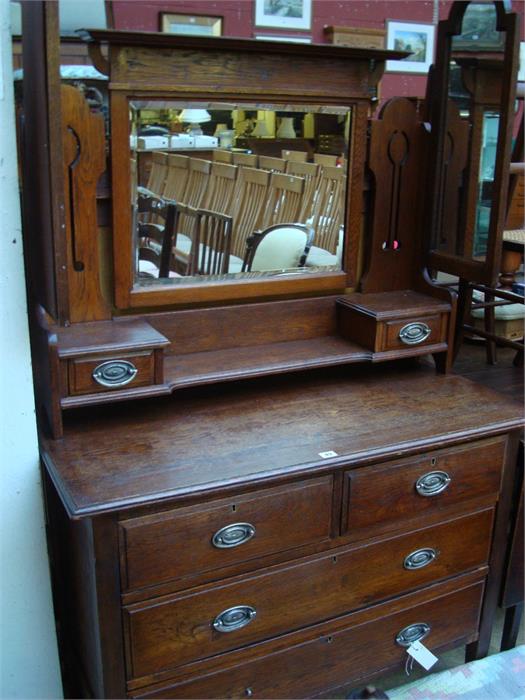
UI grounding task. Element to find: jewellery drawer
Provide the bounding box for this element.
[123,508,493,680]
[342,437,505,541]
[119,476,333,592]
[129,573,485,698]
[68,352,156,396]
[381,315,445,352]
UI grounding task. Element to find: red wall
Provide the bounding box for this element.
[111,0,523,103]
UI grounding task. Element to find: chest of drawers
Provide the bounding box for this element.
[41,366,523,698]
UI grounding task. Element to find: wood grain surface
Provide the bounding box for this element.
[41,364,523,517]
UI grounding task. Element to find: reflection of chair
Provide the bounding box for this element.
[144,151,168,194]
[213,149,233,164]
[281,149,308,162]
[258,155,287,173]
[136,192,177,278]
[179,157,211,232]
[203,162,238,214]
[232,152,258,168]
[313,153,338,168]
[171,203,232,276]
[261,172,304,229]
[287,160,319,220]
[162,154,190,201]
[305,165,346,254]
[230,166,271,260]
[242,223,314,272]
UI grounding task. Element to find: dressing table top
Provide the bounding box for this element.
[42,363,523,519]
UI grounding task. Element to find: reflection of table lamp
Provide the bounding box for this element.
[179,109,211,135]
[252,119,270,137]
[276,117,296,138]
[213,122,228,137]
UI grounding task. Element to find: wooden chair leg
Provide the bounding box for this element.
[501,603,524,651]
[484,290,497,365]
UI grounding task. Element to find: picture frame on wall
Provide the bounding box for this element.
[159,13,223,36]
[386,20,435,74]
[254,34,311,43]
[254,0,311,31]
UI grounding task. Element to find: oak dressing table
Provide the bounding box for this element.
[19,2,523,698]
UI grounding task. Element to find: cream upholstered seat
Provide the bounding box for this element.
[243,223,314,272]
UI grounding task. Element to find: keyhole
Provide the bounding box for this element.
[431,457,437,467]
[231,504,236,512]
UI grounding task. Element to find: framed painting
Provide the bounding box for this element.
[159,13,223,36]
[386,20,435,74]
[254,0,311,31]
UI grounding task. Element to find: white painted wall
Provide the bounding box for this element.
[0,0,63,696]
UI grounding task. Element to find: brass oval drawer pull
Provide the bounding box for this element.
[399,322,431,345]
[416,470,451,497]
[396,622,431,647]
[212,522,256,549]
[213,605,257,633]
[92,360,138,387]
[404,547,438,570]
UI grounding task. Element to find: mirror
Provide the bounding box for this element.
[128,100,351,284]
[427,0,519,284]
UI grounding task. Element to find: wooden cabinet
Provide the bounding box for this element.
[42,365,523,699]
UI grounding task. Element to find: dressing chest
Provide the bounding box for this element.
[19,2,523,698]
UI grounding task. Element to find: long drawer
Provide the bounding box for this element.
[119,476,333,592]
[129,573,485,698]
[123,508,493,680]
[342,437,505,541]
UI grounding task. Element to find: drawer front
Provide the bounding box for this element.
[124,508,493,679]
[343,438,504,541]
[120,477,333,592]
[131,576,485,698]
[68,352,155,395]
[380,314,446,352]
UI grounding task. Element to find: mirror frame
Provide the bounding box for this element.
[81,31,405,309]
[425,1,519,286]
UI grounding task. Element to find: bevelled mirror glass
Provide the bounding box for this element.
[129,99,350,285]
[427,0,519,285]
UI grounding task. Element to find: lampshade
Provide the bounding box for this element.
[276,117,296,138]
[179,109,212,124]
[214,122,228,137]
[252,120,270,137]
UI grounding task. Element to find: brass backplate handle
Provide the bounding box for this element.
[92,359,138,387]
[396,622,431,647]
[212,522,256,549]
[213,605,257,633]
[416,471,451,497]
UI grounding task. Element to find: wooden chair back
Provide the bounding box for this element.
[258,155,287,173]
[307,165,346,254]
[136,192,177,278]
[182,157,212,207]
[203,162,238,214]
[281,149,308,162]
[286,160,319,221]
[213,149,233,164]
[230,167,271,258]
[145,151,168,195]
[313,153,338,168]
[194,209,233,276]
[162,154,190,202]
[261,172,304,229]
[232,152,258,168]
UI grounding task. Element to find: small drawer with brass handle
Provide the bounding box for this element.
[213,605,257,633]
[68,351,155,396]
[342,437,505,541]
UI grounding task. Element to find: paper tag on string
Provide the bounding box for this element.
[407,641,438,671]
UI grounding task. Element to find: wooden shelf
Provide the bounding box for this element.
[164,336,371,389]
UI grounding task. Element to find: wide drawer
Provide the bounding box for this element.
[124,508,493,680]
[130,573,485,698]
[342,437,505,541]
[120,476,333,592]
